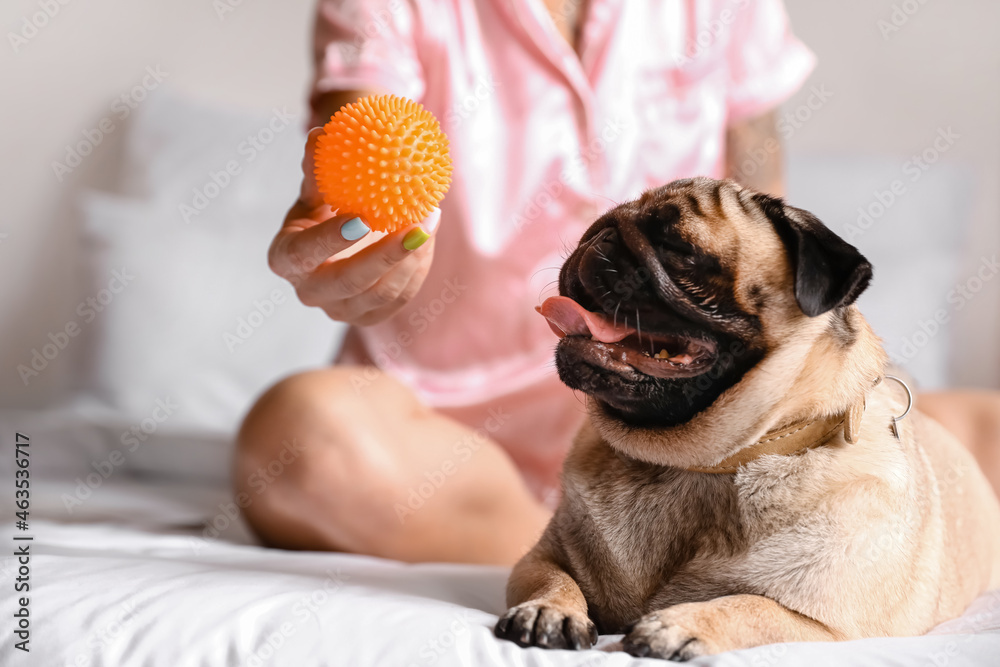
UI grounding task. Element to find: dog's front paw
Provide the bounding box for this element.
[623,603,725,661]
[495,601,598,650]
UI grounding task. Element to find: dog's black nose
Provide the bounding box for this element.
[585,226,617,253]
[578,227,630,285]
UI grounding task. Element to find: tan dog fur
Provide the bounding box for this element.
[499,179,1000,659]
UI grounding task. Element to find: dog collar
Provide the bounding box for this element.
[685,375,907,474]
[685,412,853,474]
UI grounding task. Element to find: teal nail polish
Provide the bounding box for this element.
[341,217,370,241]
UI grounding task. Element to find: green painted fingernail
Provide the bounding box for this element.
[402,228,430,250]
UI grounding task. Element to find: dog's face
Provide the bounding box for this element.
[543,177,872,427]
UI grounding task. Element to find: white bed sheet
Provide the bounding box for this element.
[1,478,998,667]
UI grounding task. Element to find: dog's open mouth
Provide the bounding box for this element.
[538,296,717,379]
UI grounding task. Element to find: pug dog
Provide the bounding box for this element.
[494,177,1000,660]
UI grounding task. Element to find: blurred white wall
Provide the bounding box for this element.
[2,0,998,408]
[0,0,317,406]
[783,0,1000,388]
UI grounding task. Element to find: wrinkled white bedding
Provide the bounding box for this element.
[0,478,998,667]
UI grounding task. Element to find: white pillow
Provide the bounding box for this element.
[73,88,344,480]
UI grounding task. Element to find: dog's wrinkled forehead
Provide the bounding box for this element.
[582,178,789,307]
[573,176,873,323]
[636,178,783,261]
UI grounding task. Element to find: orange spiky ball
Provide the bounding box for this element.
[314,94,453,233]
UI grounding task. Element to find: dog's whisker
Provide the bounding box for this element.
[537,279,562,303]
[531,266,562,279]
[586,192,621,208]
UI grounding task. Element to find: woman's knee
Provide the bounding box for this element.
[233,366,416,549]
[239,365,409,447]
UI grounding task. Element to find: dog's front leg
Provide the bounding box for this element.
[622,594,842,660]
[494,544,598,650]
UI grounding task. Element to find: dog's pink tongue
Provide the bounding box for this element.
[537,296,636,343]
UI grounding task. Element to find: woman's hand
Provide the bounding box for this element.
[269,127,438,326]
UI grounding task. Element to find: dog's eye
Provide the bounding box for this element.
[639,206,680,242]
[657,238,697,258]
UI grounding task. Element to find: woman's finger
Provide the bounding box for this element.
[269,212,373,278]
[298,127,326,209]
[332,260,432,326]
[302,223,435,299]
[295,230,434,305]
[352,273,430,327]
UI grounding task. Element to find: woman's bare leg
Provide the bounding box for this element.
[234,366,551,565]
[918,390,1000,499]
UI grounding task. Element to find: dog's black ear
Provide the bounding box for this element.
[754,194,872,317]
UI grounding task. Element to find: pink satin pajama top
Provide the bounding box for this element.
[312,0,814,500]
